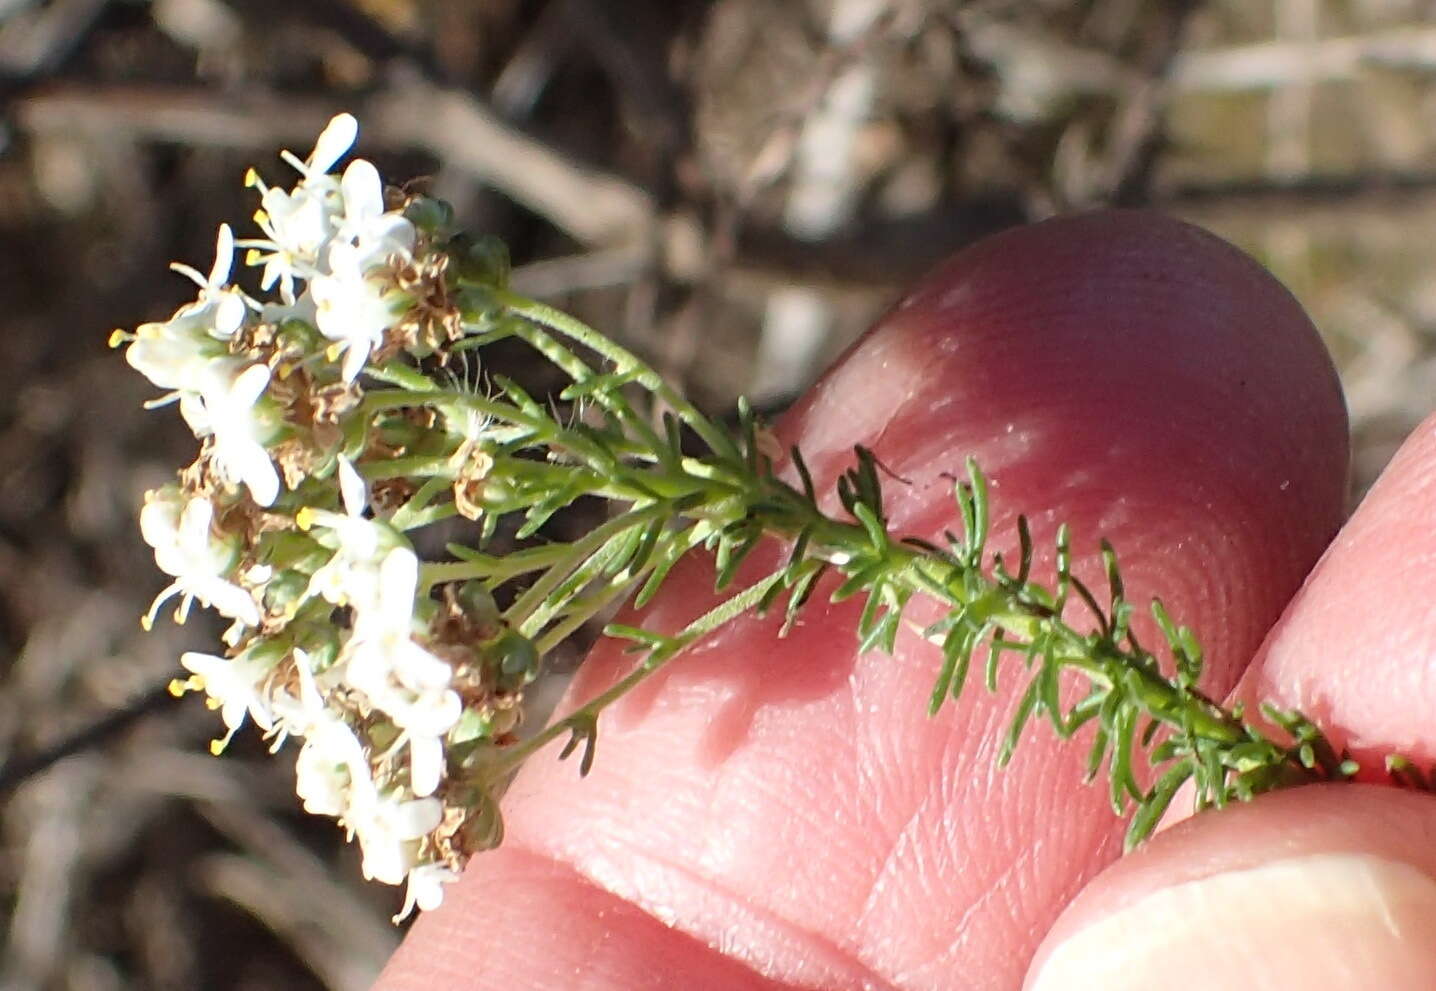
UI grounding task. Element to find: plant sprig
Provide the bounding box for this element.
[120,114,1360,917]
[420,272,1360,850]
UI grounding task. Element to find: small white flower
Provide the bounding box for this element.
[311,238,413,382]
[384,686,461,797]
[336,159,412,253]
[353,792,442,886]
[250,181,341,297]
[125,290,241,395]
[308,158,416,382]
[239,114,359,302]
[179,360,281,506]
[279,650,378,819]
[170,223,249,335]
[180,647,276,750]
[344,547,460,796]
[302,460,401,611]
[140,490,259,628]
[126,309,219,393]
[395,863,458,922]
[288,113,360,179]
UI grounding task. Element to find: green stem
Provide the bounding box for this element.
[495,290,743,465]
[389,475,450,531]
[486,569,788,778]
[504,503,671,631]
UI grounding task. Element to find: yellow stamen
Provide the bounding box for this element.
[295,506,317,530]
[107,329,129,348]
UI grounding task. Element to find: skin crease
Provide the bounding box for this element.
[376,210,1353,990]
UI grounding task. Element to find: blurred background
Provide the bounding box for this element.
[1,0,1434,987]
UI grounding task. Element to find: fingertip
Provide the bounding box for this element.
[1230,412,1436,781]
[788,209,1347,689]
[1027,786,1436,990]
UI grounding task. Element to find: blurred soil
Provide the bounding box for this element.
[0,1,1434,987]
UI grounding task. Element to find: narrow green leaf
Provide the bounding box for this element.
[965,457,989,564]
[952,481,975,560]
[492,374,545,418]
[623,517,667,580]
[1015,515,1033,584]
[1038,650,1065,736]
[858,607,894,656]
[559,369,641,400]
[634,530,697,609]
[1100,539,1123,606]
[664,412,684,459]
[929,624,973,715]
[791,445,816,501]
[1069,574,1108,638]
[738,396,758,472]
[851,501,888,550]
[782,564,827,635]
[715,527,762,591]
[1084,725,1110,784]
[998,675,1043,767]
[832,563,883,602]
[1125,762,1194,850]
[1109,704,1141,815]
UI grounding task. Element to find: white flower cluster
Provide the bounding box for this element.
[117,115,502,920]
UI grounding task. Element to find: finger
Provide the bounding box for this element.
[1025,785,1436,990]
[379,210,1348,990]
[378,848,794,990]
[1229,413,1436,775]
[1031,379,1436,989]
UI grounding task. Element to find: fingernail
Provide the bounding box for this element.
[1028,853,1436,990]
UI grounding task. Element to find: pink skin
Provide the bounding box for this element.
[376,210,1356,989]
[1026,411,1436,986]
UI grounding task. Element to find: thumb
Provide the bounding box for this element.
[1024,785,1436,990]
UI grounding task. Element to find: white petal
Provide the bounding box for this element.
[179,497,215,550]
[180,650,223,678]
[341,159,384,221]
[197,577,261,627]
[344,642,388,697]
[139,491,183,549]
[340,340,368,383]
[394,864,455,921]
[413,867,452,911]
[337,456,368,518]
[377,548,419,623]
[361,838,408,885]
[209,224,235,286]
[241,455,280,507]
[408,734,443,797]
[311,114,359,173]
[143,581,183,628]
[179,393,211,436]
[394,797,443,838]
[232,363,271,405]
[213,292,246,337]
[394,645,454,694]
